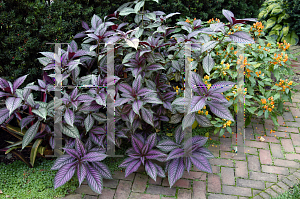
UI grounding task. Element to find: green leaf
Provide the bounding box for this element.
[32,107,47,120]
[277,12,286,23]
[271,24,282,32]
[282,31,299,45]
[219,128,225,136]
[271,6,283,15]
[62,124,80,138]
[134,1,145,13]
[264,109,269,119]
[245,114,252,127]
[258,10,267,20]
[22,121,40,149]
[145,13,156,21]
[247,107,258,114]
[274,93,280,100]
[257,110,264,117]
[265,17,277,30]
[271,115,279,126]
[30,139,43,167]
[226,126,232,134]
[214,127,220,134]
[119,7,136,16]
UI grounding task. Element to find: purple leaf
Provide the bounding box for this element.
[13,75,28,92]
[195,147,215,159]
[146,133,157,150]
[229,31,255,44]
[124,159,141,178]
[92,162,113,179]
[131,135,144,154]
[119,157,137,168]
[184,157,192,173]
[77,163,87,186]
[54,162,76,189]
[82,152,107,162]
[222,9,234,24]
[75,138,86,157]
[0,77,9,90]
[6,97,22,117]
[136,88,155,97]
[145,160,158,182]
[145,149,167,160]
[174,125,184,144]
[155,163,166,178]
[51,155,75,170]
[37,79,46,89]
[65,108,75,127]
[190,154,212,173]
[132,100,143,116]
[167,158,185,188]
[82,21,89,30]
[132,75,142,93]
[202,54,215,75]
[195,114,212,127]
[171,97,190,106]
[147,64,165,71]
[182,113,195,130]
[167,148,184,161]
[76,94,95,103]
[156,139,179,152]
[190,96,206,113]
[206,101,234,121]
[190,72,207,95]
[86,163,103,194]
[49,137,55,150]
[141,107,154,127]
[64,148,81,159]
[20,115,35,131]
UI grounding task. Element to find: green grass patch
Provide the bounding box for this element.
[271,183,300,199]
[0,158,79,199]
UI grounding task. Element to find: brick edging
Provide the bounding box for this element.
[252,169,300,199]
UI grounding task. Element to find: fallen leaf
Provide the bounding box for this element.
[259,137,265,142]
[0,190,2,194]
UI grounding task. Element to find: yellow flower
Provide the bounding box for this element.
[203,106,206,109]
[205,111,208,115]
[186,19,190,23]
[204,75,210,80]
[261,98,266,104]
[207,84,211,90]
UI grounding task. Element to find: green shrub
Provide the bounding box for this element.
[257,0,299,45]
[284,0,300,40]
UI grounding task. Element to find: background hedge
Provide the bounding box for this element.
[0,0,264,99]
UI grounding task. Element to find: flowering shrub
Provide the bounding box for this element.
[0,0,294,194]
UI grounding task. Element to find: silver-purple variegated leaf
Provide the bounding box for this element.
[167,158,185,188]
[155,163,166,178]
[86,163,103,194]
[229,31,255,44]
[156,139,180,152]
[222,9,234,24]
[51,155,75,170]
[140,107,154,127]
[12,74,28,92]
[92,162,113,179]
[84,114,95,133]
[201,41,218,53]
[166,148,184,161]
[145,150,167,160]
[75,138,87,157]
[190,96,206,113]
[77,163,87,186]
[145,160,158,181]
[208,81,235,93]
[202,53,215,75]
[206,100,234,121]
[49,136,56,150]
[184,157,192,173]
[0,108,10,125]
[6,97,22,117]
[65,108,75,127]
[174,125,184,145]
[195,114,213,127]
[169,114,183,124]
[20,115,35,131]
[82,152,107,162]
[124,159,142,178]
[182,113,195,130]
[22,121,40,149]
[190,152,212,173]
[53,162,76,189]
[62,124,80,138]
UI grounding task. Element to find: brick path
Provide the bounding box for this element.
[58,55,300,199]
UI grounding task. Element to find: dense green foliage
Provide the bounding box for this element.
[0,0,264,100]
[284,0,300,38]
[0,158,79,199]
